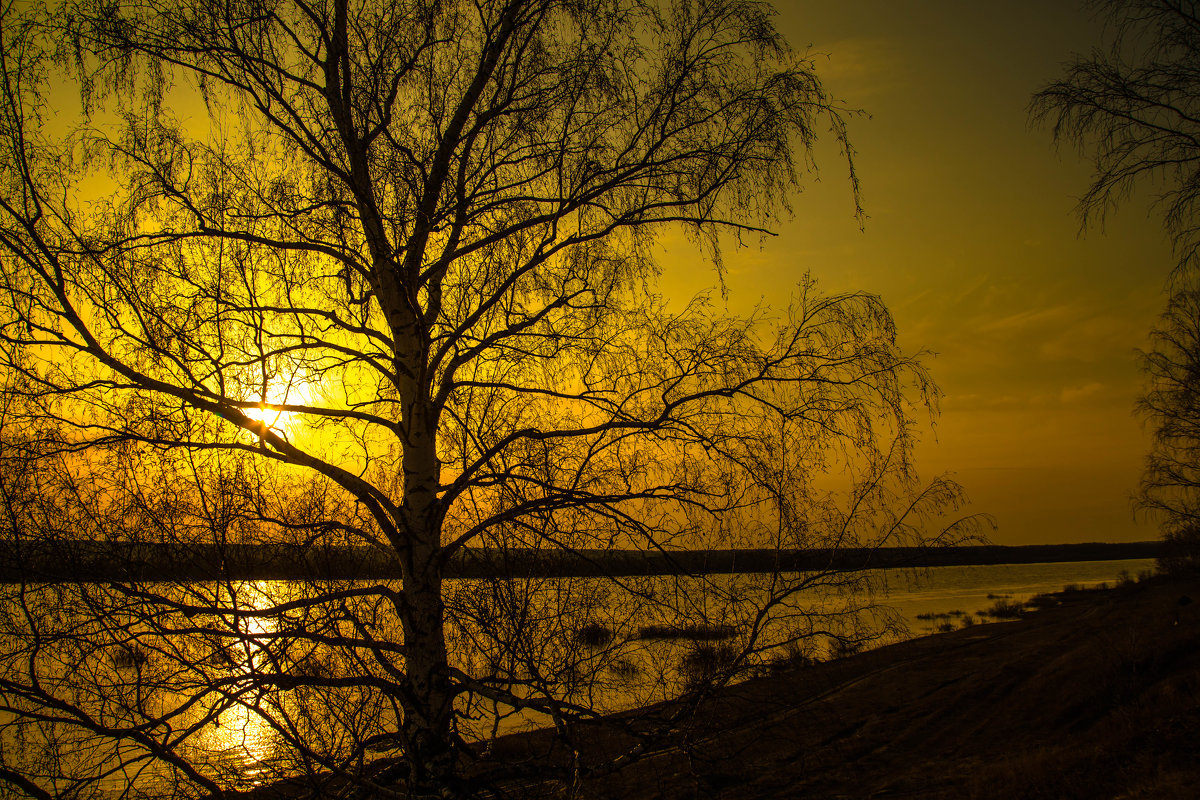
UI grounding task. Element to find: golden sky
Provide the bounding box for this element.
[30,1,1169,546]
[661,1,1175,545]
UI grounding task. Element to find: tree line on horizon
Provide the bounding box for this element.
[0,539,1163,584]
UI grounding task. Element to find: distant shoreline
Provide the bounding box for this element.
[0,540,1162,583]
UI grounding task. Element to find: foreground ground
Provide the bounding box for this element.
[487,574,1200,799]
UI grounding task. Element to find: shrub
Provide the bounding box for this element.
[1026,592,1060,610]
[608,658,639,680]
[830,638,863,659]
[980,599,1025,619]
[916,610,965,621]
[575,622,613,648]
[680,642,739,686]
[636,623,736,641]
[768,641,821,673]
[111,644,149,669]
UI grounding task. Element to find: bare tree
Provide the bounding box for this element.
[0,0,976,796]
[1031,0,1200,276]
[1136,285,1200,570]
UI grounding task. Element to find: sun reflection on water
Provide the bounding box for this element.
[197,701,279,783]
[190,580,284,785]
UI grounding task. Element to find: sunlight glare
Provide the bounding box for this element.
[242,372,314,432]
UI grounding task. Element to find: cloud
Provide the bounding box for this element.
[974,302,1078,337]
[1060,382,1105,404]
[806,37,906,99]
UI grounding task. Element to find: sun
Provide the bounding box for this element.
[243,371,314,431]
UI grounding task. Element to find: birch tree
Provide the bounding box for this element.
[0,1,972,795]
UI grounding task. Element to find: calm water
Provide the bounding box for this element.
[883,558,1156,634]
[0,558,1155,796]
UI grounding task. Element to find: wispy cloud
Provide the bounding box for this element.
[805,37,906,99]
[1060,382,1105,404]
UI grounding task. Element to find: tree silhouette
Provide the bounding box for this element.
[1031,0,1200,275]
[1138,286,1200,570]
[0,0,974,795]
[1032,0,1200,569]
